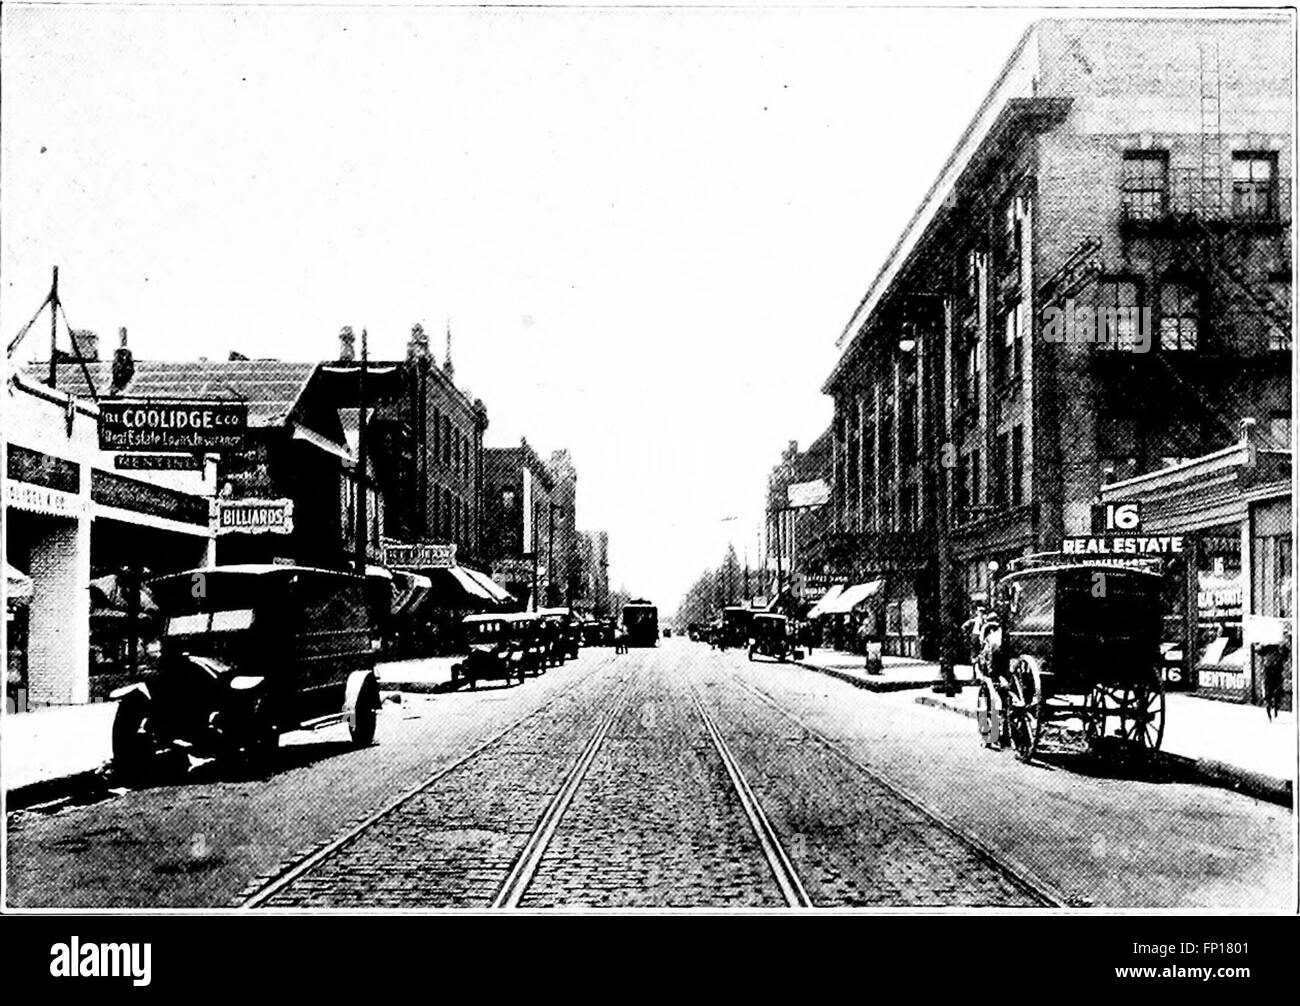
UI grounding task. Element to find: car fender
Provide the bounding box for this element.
[344,669,379,727]
[108,682,151,702]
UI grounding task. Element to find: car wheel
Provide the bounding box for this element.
[349,680,378,747]
[112,694,157,786]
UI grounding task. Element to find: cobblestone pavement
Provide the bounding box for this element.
[518,658,784,908]
[690,653,1046,906]
[7,640,1292,909]
[255,656,636,908]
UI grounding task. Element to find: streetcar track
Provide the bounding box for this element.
[688,685,813,908]
[725,673,1068,908]
[491,679,634,909]
[237,659,616,909]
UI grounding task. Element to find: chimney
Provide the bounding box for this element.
[338,326,355,362]
[443,318,455,380]
[111,327,134,393]
[70,329,99,361]
[1240,416,1258,468]
[406,323,429,364]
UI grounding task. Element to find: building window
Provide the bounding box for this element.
[432,408,442,464]
[998,303,1021,383]
[502,489,515,510]
[1011,424,1024,506]
[1097,278,1141,351]
[900,484,917,530]
[1121,151,1169,220]
[1232,152,1277,219]
[1267,278,1291,351]
[899,382,917,458]
[1268,411,1291,450]
[960,341,980,412]
[1000,198,1022,278]
[1159,280,1200,351]
[442,416,452,464]
[993,431,1013,509]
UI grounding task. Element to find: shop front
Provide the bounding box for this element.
[4,374,216,708]
[1098,426,1291,707]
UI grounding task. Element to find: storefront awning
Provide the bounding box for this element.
[463,567,514,605]
[6,562,33,605]
[806,584,844,619]
[821,580,884,614]
[390,570,433,617]
[291,422,355,463]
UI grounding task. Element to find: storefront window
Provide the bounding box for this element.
[1194,531,1246,697]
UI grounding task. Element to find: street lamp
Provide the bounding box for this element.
[898,309,959,697]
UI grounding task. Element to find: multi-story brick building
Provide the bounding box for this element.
[576,529,611,616]
[821,15,1291,669]
[765,430,832,606]
[370,324,490,571]
[546,449,581,607]
[481,439,558,607]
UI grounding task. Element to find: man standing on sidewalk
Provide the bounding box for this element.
[858,611,882,675]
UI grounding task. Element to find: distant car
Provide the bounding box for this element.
[111,565,381,781]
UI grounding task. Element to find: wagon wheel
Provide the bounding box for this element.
[1007,659,1044,763]
[1083,686,1108,749]
[1118,673,1165,756]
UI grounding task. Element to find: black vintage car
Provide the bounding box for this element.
[747,612,800,663]
[539,607,581,661]
[453,613,529,688]
[110,565,382,780]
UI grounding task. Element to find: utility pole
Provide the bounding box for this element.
[355,328,369,576]
[48,266,59,388]
[548,502,557,607]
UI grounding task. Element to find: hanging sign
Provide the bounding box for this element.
[99,398,247,452]
[216,498,294,535]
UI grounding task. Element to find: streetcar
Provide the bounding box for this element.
[621,600,659,647]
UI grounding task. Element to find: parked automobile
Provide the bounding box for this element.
[110,565,381,781]
[747,612,800,662]
[453,613,529,689]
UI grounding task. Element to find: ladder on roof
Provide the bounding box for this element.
[1198,39,1224,217]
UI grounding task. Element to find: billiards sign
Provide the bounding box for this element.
[99,398,247,452]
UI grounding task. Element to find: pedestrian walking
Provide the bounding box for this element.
[1260,625,1290,721]
[614,629,628,654]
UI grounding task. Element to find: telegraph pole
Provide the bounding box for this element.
[355,328,369,576]
[48,267,59,388]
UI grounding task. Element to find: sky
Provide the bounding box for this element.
[1,1,1041,611]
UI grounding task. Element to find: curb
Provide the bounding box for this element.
[914,695,1294,808]
[7,767,112,814]
[794,661,956,694]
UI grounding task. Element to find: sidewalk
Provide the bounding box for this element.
[375,655,462,693]
[2,700,119,806]
[3,655,467,809]
[795,646,976,692]
[915,681,1296,806]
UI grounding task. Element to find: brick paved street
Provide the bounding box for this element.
[6,640,1293,909]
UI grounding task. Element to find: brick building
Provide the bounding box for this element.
[821,15,1291,668]
[481,439,558,608]
[370,324,490,571]
[765,430,832,606]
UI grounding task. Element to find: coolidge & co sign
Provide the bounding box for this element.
[99,398,247,452]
